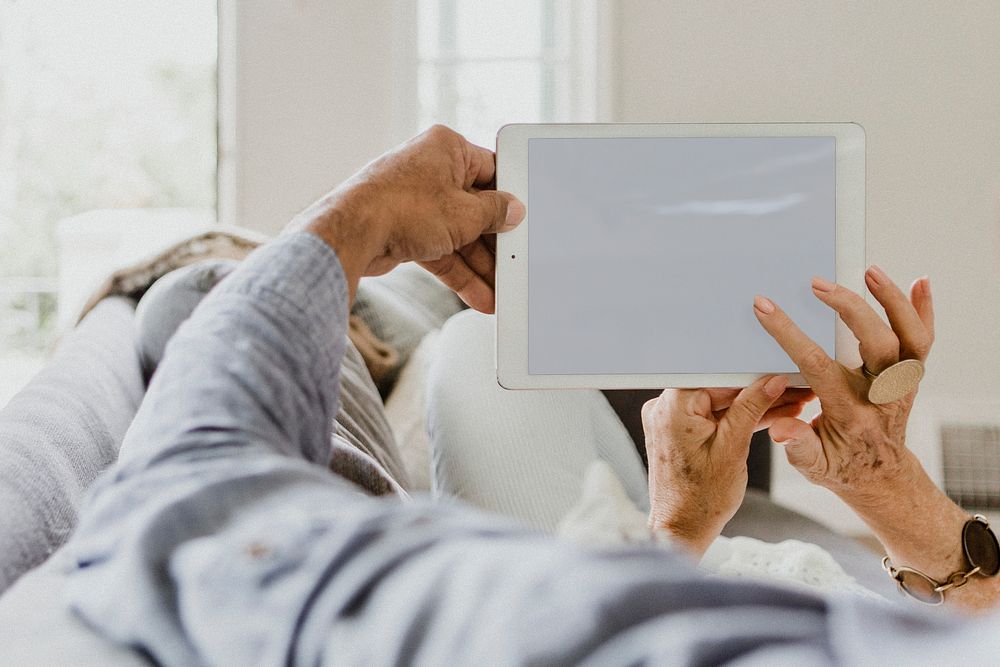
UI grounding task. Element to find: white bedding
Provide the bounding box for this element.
[557,460,883,601]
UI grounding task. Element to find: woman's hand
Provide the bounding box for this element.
[752,266,934,505]
[641,379,812,556]
[754,269,1000,613]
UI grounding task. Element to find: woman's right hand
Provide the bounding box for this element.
[751,265,934,506]
[754,268,1000,613]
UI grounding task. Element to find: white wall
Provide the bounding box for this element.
[218,0,413,235]
[612,0,1000,530]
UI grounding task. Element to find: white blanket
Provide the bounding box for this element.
[557,460,883,601]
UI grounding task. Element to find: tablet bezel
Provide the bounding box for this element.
[495,122,865,389]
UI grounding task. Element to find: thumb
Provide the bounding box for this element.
[717,375,787,451]
[769,417,822,471]
[474,191,525,234]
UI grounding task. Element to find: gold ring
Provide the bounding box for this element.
[864,359,925,404]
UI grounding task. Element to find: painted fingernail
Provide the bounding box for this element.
[867,264,888,286]
[504,199,526,228]
[754,295,775,314]
[764,375,788,397]
[811,276,836,293]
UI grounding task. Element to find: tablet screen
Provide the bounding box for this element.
[527,136,836,375]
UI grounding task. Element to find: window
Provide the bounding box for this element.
[0,0,217,405]
[415,0,608,148]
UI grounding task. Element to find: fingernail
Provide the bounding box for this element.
[504,199,526,229]
[754,295,775,314]
[772,438,797,446]
[867,264,887,286]
[921,276,931,296]
[811,276,835,293]
[764,375,788,398]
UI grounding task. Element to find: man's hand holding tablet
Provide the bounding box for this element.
[298,124,524,310]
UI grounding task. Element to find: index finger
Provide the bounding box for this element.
[419,252,495,313]
[705,388,741,412]
[753,296,843,394]
[706,386,815,413]
[464,141,497,189]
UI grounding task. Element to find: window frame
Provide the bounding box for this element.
[399,0,616,145]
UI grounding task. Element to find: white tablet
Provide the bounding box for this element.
[495,123,865,389]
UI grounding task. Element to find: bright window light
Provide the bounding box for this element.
[416,0,596,148]
[0,0,217,405]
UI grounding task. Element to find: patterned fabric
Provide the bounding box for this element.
[82,227,410,392]
[75,228,267,325]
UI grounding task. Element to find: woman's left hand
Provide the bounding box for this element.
[641,379,812,556]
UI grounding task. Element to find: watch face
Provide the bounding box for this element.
[963,519,1000,577]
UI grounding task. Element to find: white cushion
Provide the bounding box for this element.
[384,331,439,492]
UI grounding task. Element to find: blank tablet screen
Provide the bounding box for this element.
[527,136,836,375]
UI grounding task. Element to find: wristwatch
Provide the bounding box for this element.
[882,514,1000,605]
